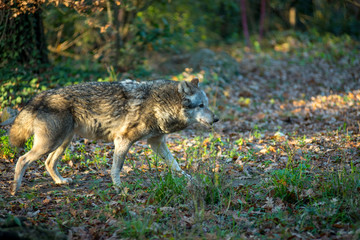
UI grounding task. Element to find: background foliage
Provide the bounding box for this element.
[1,0,359,71]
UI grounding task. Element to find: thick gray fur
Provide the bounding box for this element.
[9,78,218,195]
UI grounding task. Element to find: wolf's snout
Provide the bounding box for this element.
[213,116,219,123]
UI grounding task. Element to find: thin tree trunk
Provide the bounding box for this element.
[259,0,266,41]
[239,0,250,46]
[113,3,121,70]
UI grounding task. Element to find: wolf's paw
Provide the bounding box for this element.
[56,178,73,184]
[113,183,123,194]
[10,183,18,196]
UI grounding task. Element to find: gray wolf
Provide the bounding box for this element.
[9,78,218,195]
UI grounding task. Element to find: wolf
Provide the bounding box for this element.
[9,78,219,195]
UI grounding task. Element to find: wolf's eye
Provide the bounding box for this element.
[199,103,204,108]
[187,104,196,109]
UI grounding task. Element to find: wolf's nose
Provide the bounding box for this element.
[213,116,219,123]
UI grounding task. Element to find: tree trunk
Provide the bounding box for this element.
[33,10,48,64]
[0,8,48,66]
[259,0,266,41]
[112,2,122,70]
[239,0,250,46]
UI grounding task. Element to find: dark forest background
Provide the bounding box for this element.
[1,0,359,71]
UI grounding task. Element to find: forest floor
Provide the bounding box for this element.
[1,35,360,239]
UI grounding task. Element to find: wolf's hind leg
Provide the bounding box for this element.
[11,112,74,195]
[11,136,53,195]
[45,133,74,184]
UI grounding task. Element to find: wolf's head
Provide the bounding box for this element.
[178,78,219,127]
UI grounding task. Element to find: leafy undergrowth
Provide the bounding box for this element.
[1,34,360,239]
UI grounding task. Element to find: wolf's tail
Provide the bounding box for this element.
[9,109,35,148]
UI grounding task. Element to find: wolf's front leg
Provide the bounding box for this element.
[147,136,185,174]
[111,137,132,188]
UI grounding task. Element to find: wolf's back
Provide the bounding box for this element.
[9,108,36,148]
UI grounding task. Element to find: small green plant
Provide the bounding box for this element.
[106,66,118,82]
[0,129,17,159]
[93,147,109,168]
[25,136,34,152]
[268,157,312,204]
[298,135,307,147]
[149,172,188,206]
[120,218,154,239]
[63,148,74,162]
[252,125,262,139]
[322,161,360,199]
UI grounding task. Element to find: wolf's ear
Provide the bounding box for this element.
[191,77,199,87]
[178,81,192,95]
[178,78,199,95]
